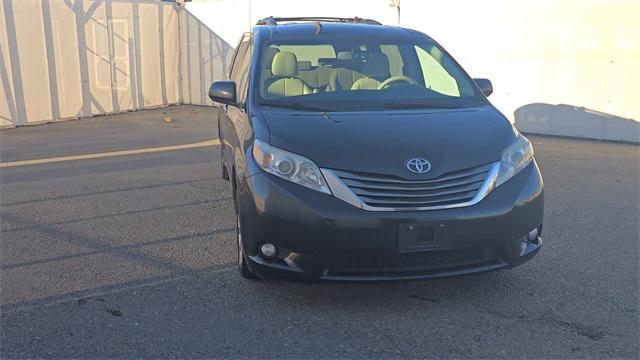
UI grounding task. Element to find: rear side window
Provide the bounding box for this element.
[229,36,252,103]
[230,40,249,82]
[237,42,253,102]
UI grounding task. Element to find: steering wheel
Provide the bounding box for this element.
[378,76,418,90]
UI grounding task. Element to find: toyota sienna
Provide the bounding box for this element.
[209,17,544,281]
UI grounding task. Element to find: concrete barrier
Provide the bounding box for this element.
[516,104,639,143]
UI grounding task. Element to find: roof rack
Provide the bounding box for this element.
[255,17,382,26]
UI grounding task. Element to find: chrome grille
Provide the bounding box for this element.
[330,162,497,210]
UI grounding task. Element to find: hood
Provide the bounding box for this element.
[259,106,516,179]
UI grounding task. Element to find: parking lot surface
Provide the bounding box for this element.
[1,105,638,359]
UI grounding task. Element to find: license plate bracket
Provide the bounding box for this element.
[398,224,445,252]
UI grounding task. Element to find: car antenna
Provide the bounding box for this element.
[315,21,322,34]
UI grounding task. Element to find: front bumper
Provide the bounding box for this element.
[237,160,544,281]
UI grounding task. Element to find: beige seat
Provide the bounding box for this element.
[327,51,372,91]
[297,61,333,91]
[260,48,279,95]
[350,53,391,90]
[264,51,312,97]
[328,68,365,91]
[261,47,280,78]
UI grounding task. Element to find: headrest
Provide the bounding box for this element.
[363,53,390,79]
[265,47,280,69]
[297,60,312,71]
[271,51,298,77]
[318,58,338,67]
[337,51,353,61]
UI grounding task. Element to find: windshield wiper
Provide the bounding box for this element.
[260,101,332,112]
[381,102,461,110]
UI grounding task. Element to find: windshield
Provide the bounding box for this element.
[256,36,485,111]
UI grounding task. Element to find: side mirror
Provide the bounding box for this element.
[208,81,237,105]
[473,78,493,97]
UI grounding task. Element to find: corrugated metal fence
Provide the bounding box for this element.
[0,0,233,126]
[179,4,234,107]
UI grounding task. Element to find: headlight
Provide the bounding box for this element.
[496,134,534,187]
[252,139,331,194]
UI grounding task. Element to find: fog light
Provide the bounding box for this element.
[520,239,528,255]
[260,243,277,258]
[528,228,539,242]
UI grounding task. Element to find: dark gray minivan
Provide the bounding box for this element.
[209,17,543,281]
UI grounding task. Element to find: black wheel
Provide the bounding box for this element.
[222,164,230,181]
[221,148,229,181]
[234,181,256,279]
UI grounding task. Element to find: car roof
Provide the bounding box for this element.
[253,21,424,42]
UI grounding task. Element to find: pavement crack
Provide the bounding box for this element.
[408,294,440,303]
[76,296,105,305]
[553,319,606,341]
[486,310,607,341]
[76,296,122,317]
[106,308,123,317]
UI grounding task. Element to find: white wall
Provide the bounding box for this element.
[178,6,234,106]
[187,0,639,142]
[2,0,638,142]
[401,0,639,142]
[185,0,398,47]
[0,0,181,126]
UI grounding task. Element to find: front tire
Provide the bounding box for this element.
[234,181,256,279]
[221,147,229,181]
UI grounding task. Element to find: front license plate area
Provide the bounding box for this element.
[398,224,444,252]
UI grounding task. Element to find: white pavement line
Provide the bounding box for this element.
[0,139,220,168]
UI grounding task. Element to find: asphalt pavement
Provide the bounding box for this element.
[1,105,638,359]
